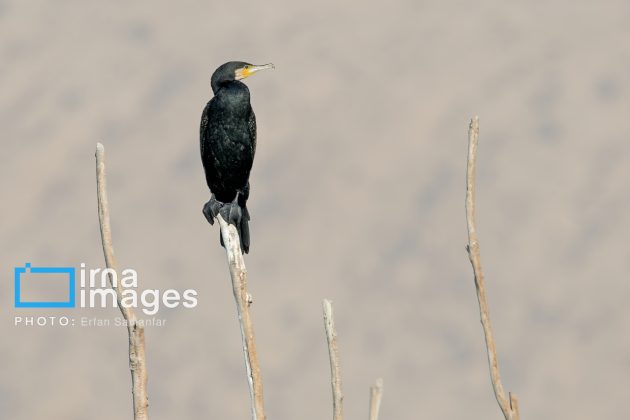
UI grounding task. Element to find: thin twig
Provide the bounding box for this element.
[322,299,343,420]
[95,143,149,420]
[465,117,520,420]
[368,378,383,420]
[217,215,265,420]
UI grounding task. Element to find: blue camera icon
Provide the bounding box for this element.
[14,263,76,308]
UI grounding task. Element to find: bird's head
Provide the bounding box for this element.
[211,61,274,93]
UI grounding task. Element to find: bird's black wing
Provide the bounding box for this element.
[248,109,257,157]
[200,102,210,161]
[200,101,219,190]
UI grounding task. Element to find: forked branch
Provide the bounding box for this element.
[465,117,520,420]
[95,143,149,420]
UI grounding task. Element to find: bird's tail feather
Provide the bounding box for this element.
[239,208,250,253]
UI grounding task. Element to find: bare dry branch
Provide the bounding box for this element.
[368,378,383,420]
[95,142,149,420]
[217,215,265,420]
[465,117,520,420]
[322,299,343,420]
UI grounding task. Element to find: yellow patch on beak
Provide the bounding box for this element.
[234,67,251,80]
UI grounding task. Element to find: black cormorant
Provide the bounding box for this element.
[200,61,274,253]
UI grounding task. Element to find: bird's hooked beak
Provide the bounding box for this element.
[235,63,275,80]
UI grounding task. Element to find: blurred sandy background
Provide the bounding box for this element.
[1,0,630,419]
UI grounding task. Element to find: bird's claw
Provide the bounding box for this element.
[202,196,223,225]
[218,201,242,226]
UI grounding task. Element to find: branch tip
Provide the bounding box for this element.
[323,299,343,420]
[95,142,149,420]
[465,117,520,420]
[368,378,384,420]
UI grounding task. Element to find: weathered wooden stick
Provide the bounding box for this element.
[465,117,520,420]
[368,378,383,420]
[217,215,266,420]
[323,299,344,420]
[96,143,149,420]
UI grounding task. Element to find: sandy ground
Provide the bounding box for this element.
[1,1,630,419]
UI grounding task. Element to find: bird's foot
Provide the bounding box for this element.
[202,195,223,225]
[219,200,242,227]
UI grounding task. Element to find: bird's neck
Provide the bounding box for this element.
[212,79,249,95]
[214,82,250,107]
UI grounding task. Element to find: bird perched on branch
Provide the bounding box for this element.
[200,61,274,253]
